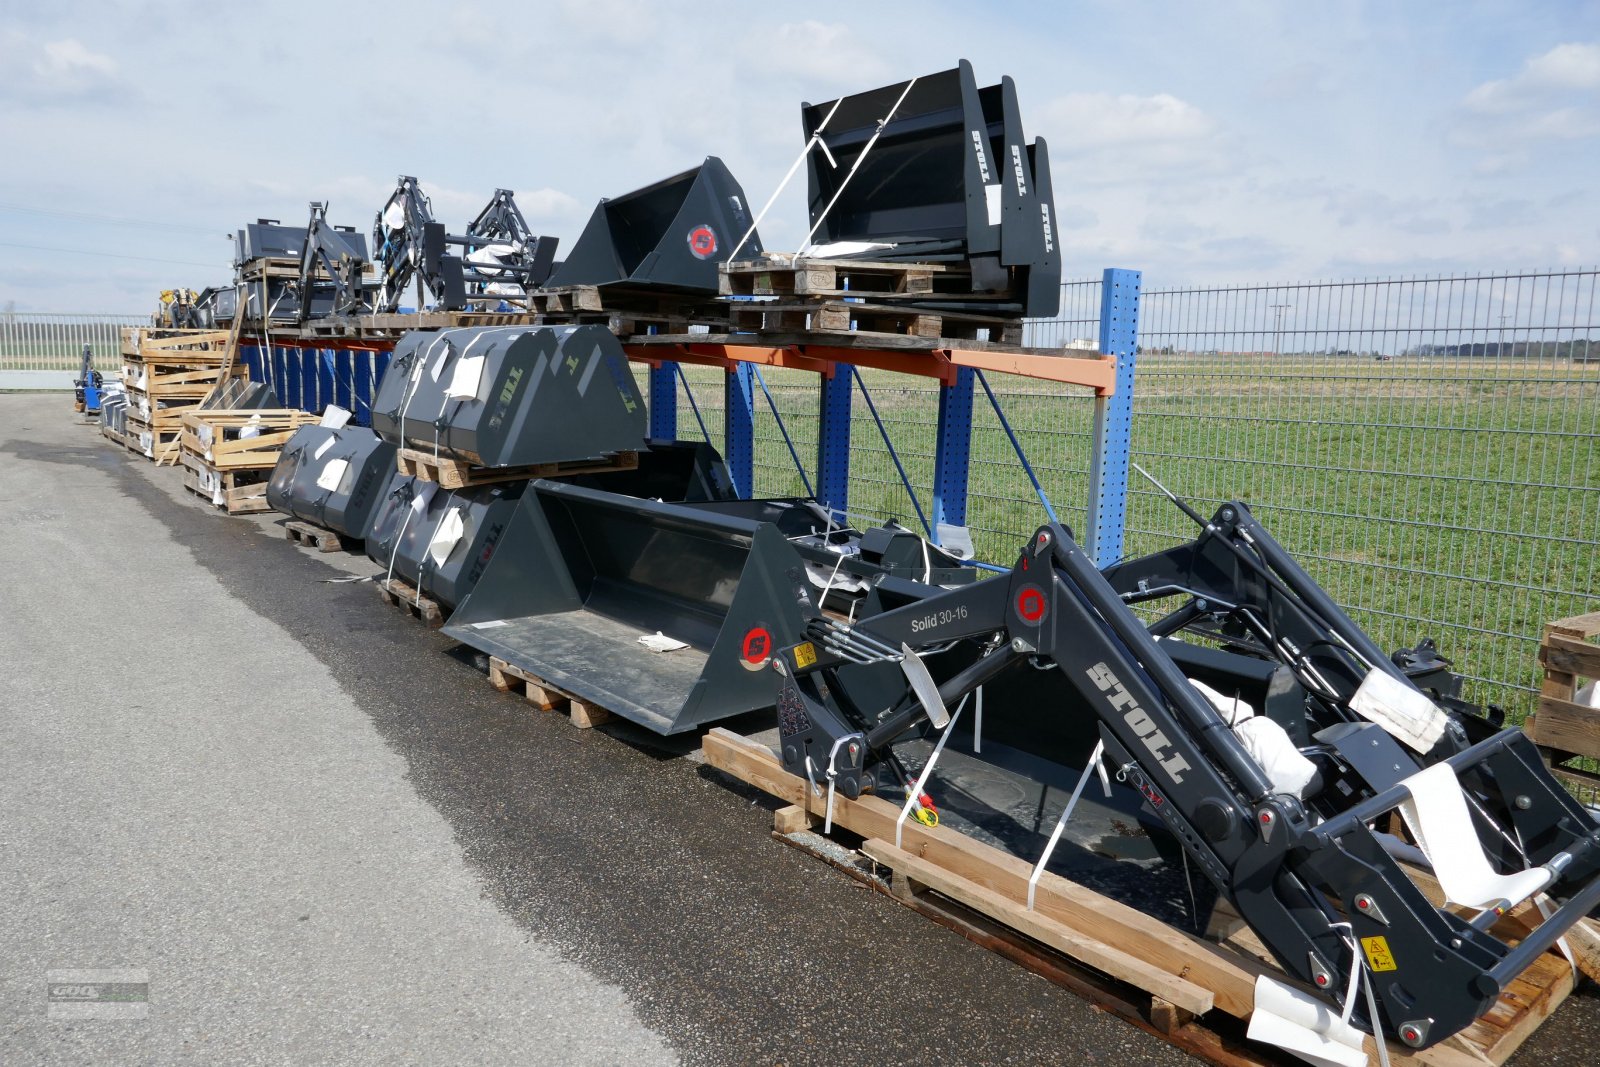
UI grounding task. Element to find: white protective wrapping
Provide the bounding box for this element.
[445,354,487,400]
[638,632,690,653]
[1187,678,1317,796]
[1247,975,1368,1067]
[320,405,352,429]
[1349,667,1448,753]
[426,507,466,567]
[1397,761,1552,909]
[315,458,350,493]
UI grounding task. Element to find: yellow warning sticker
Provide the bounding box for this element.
[793,642,817,669]
[1361,935,1398,972]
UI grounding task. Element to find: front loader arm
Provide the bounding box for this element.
[771,521,1600,1050]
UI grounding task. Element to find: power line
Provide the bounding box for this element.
[0,201,224,237]
[0,240,223,269]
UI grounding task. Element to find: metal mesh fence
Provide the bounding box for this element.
[1123,270,1600,720]
[0,313,143,374]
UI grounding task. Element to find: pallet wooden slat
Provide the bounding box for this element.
[374,575,444,628]
[486,656,614,728]
[395,447,639,490]
[283,520,346,553]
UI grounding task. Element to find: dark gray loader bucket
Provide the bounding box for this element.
[545,158,761,294]
[267,425,398,540]
[364,477,526,613]
[444,483,976,734]
[370,324,645,467]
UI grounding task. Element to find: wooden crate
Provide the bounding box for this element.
[179,409,316,470]
[702,728,1591,1067]
[1527,611,1600,793]
[178,409,318,514]
[182,465,272,514]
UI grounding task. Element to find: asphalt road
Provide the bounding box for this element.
[1,393,1594,1066]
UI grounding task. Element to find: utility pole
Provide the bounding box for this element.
[1497,313,1511,359]
[1270,303,1293,357]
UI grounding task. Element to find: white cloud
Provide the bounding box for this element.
[756,22,890,89]
[1040,91,1214,148]
[0,31,119,100]
[1464,41,1600,114]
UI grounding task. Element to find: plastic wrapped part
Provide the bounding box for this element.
[266,425,399,540]
[799,59,1061,316]
[369,325,646,468]
[546,158,761,293]
[363,477,525,612]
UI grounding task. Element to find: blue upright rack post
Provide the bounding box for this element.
[725,363,755,498]
[649,364,677,440]
[318,349,335,413]
[1085,267,1142,566]
[931,366,974,538]
[816,367,852,518]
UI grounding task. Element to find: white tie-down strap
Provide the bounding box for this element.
[315,458,350,493]
[822,733,864,835]
[385,483,439,588]
[1027,739,1112,910]
[1397,761,1554,910]
[426,506,467,568]
[1350,668,1449,753]
[312,435,337,460]
[893,691,972,849]
[319,405,352,429]
[1247,975,1369,1067]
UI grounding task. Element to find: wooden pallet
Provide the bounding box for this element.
[721,256,989,298]
[1527,610,1600,795]
[395,447,639,490]
[375,575,444,628]
[182,465,272,514]
[120,327,234,362]
[727,299,1024,344]
[702,728,1585,1067]
[487,656,615,728]
[283,520,348,553]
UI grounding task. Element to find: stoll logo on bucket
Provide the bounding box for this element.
[46,968,149,1019]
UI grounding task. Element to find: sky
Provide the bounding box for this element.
[1,0,1597,313]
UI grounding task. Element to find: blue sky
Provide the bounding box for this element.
[1,1,1596,312]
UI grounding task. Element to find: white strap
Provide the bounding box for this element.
[894,690,971,848]
[1027,740,1106,910]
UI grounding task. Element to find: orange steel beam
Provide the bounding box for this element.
[623,341,1116,395]
[944,349,1116,396]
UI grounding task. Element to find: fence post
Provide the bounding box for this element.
[1086,267,1142,566]
[816,367,852,516]
[725,363,755,498]
[648,363,677,439]
[931,366,975,540]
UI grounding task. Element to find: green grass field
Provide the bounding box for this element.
[674,355,1600,722]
